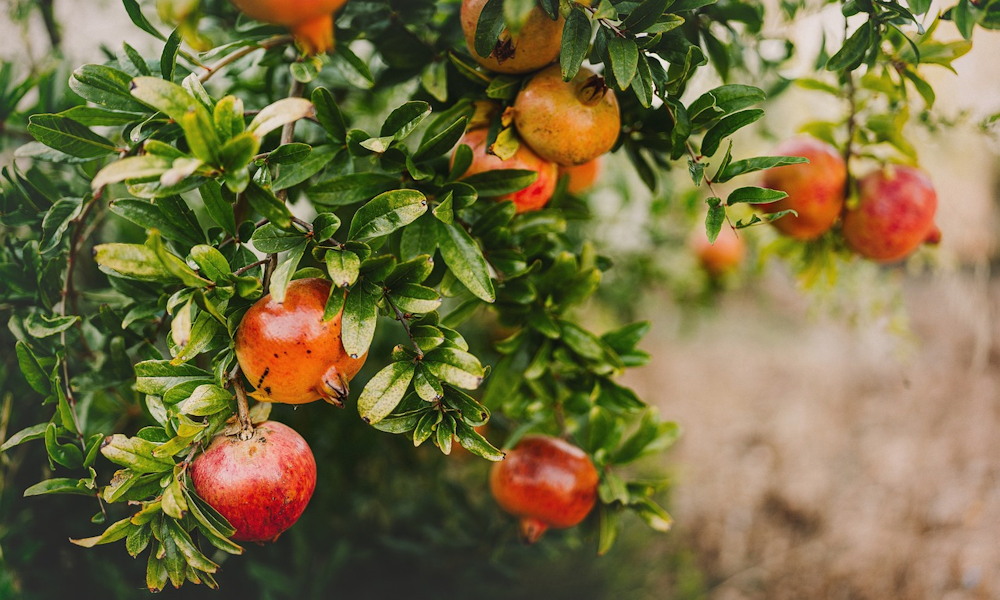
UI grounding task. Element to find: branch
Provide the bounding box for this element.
[198,34,295,83]
[384,293,424,359]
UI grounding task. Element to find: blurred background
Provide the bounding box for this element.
[1,0,998,598]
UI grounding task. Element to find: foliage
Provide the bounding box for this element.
[0,0,990,595]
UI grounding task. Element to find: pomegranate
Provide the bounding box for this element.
[228,0,348,55]
[560,158,601,194]
[759,138,847,241]
[190,421,317,543]
[454,128,558,213]
[691,225,746,277]
[235,277,366,406]
[513,65,621,166]
[489,434,599,543]
[842,165,938,262]
[460,0,564,74]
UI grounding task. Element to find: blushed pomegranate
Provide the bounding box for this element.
[759,138,847,241]
[229,0,348,54]
[454,128,558,213]
[190,421,317,543]
[489,434,599,543]
[460,0,564,74]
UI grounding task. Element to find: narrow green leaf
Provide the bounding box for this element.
[342,285,380,358]
[436,220,495,302]
[70,518,134,548]
[243,182,293,230]
[27,114,117,159]
[358,362,416,424]
[700,109,764,157]
[348,189,428,241]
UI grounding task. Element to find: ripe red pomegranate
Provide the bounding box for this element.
[691,225,746,277]
[842,165,938,262]
[454,128,558,213]
[190,421,317,543]
[513,65,620,166]
[560,158,601,195]
[759,138,847,240]
[235,278,366,406]
[489,434,599,543]
[228,0,348,54]
[460,0,564,74]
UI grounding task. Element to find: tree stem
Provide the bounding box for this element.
[199,34,295,83]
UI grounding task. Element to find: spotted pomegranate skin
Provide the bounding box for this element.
[513,65,620,167]
[455,128,558,213]
[190,421,317,543]
[235,278,366,405]
[489,435,599,543]
[842,165,938,262]
[228,0,347,54]
[460,0,564,74]
[759,138,847,241]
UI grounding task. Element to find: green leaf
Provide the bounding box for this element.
[247,98,315,139]
[326,249,361,288]
[461,169,537,197]
[160,29,180,80]
[164,518,218,573]
[122,0,166,40]
[249,223,305,253]
[414,117,468,162]
[716,155,808,183]
[218,132,260,172]
[101,434,175,473]
[1,422,48,452]
[70,518,134,548]
[436,220,495,302]
[27,114,117,159]
[633,497,674,532]
[268,242,307,304]
[312,87,346,143]
[24,477,94,496]
[244,182,293,230]
[268,143,311,165]
[110,199,200,247]
[454,421,504,461]
[134,360,213,395]
[308,173,400,207]
[331,43,375,89]
[342,285,380,358]
[705,198,725,243]
[388,284,441,314]
[44,423,83,468]
[474,0,506,58]
[827,20,873,71]
[130,76,200,123]
[423,347,484,390]
[727,186,788,205]
[622,0,670,32]
[147,230,210,287]
[380,101,431,140]
[70,64,148,112]
[179,384,232,416]
[188,246,230,282]
[606,37,639,90]
[348,189,428,241]
[598,504,620,555]
[15,341,51,395]
[358,362,416,424]
[560,6,591,81]
[161,477,188,519]
[687,84,765,125]
[700,109,764,157]
[91,155,172,191]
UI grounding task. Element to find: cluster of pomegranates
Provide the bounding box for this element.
[190,278,598,543]
[693,137,939,275]
[455,0,620,212]
[760,137,939,262]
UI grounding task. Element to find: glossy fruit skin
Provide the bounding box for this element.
[842,165,938,262]
[513,65,620,166]
[235,278,366,405]
[691,225,746,277]
[190,421,317,543]
[759,138,847,240]
[489,435,599,543]
[560,158,601,195]
[455,128,558,213]
[229,0,347,54]
[460,0,564,74]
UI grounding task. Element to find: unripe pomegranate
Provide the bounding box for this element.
[489,435,599,543]
[691,225,746,277]
[842,165,938,262]
[560,158,601,195]
[513,65,621,166]
[229,0,348,55]
[460,0,564,74]
[759,138,847,241]
[190,421,316,543]
[235,278,366,405]
[454,128,558,213]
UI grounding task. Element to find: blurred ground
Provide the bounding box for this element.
[627,269,1000,599]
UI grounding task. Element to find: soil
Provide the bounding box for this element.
[627,270,1000,599]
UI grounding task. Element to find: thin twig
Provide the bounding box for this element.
[231,376,255,441]
[199,34,295,83]
[233,258,269,276]
[841,18,858,207]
